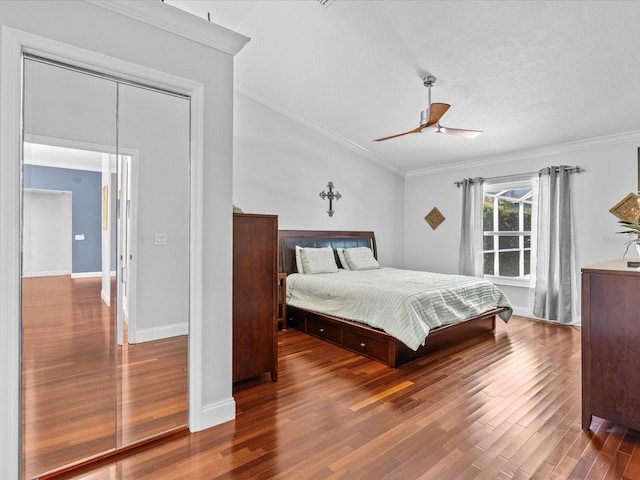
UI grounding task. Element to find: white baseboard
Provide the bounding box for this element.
[71,270,117,279]
[22,270,70,278]
[21,270,117,279]
[192,397,236,432]
[507,305,582,326]
[135,322,189,343]
[510,304,530,317]
[100,289,111,307]
[71,271,101,278]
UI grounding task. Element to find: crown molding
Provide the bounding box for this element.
[86,0,250,56]
[405,130,640,178]
[234,84,404,177]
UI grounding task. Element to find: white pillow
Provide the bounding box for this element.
[298,246,339,274]
[343,247,380,271]
[336,247,351,270]
[295,245,306,274]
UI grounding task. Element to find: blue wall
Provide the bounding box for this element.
[24,165,105,274]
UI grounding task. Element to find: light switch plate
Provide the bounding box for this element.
[154,233,168,246]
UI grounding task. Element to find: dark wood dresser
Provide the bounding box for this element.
[582,259,640,430]
[233,213,278,382]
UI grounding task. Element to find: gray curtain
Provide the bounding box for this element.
[459,177,484,277]
[533,166,578,324]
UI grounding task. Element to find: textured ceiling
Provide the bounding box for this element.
[167,0,640,175]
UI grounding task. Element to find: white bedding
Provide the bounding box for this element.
[286,268,512,351]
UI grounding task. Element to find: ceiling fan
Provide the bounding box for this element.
[373,76,482,142]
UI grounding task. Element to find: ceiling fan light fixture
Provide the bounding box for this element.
[420,108,430,126]
[420,125,437,134]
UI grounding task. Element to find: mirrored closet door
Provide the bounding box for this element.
[21,57,190,479]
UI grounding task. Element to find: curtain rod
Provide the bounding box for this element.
[454,165,584,187]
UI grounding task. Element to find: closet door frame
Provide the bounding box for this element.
[0,27,206,479]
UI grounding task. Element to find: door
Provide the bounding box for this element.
[21,56,190,479]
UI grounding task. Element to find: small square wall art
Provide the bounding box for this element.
[424,207,445,230]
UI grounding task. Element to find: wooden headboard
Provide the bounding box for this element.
[279,230,377,274]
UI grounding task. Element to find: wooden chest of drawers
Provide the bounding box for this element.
[233,213,278,382]
[582,260,640,430]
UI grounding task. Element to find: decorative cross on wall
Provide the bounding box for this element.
[319,181,341,217]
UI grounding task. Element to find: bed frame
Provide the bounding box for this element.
[279,230,506,368]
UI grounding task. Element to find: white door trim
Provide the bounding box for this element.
[0,26,24,480]
[0,26,207,479]
[116,151,140,346]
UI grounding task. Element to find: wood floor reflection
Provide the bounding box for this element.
[22,276,187,479]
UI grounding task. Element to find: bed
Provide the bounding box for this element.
[279,230,511,368]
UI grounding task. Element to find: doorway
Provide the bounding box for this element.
[22,188,72,278]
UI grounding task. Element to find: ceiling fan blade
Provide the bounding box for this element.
[373,125,422,142]
[437,125,482,139]
[424,103,450,127]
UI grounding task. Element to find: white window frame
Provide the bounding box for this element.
[483,179,534,286]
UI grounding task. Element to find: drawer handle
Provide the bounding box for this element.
[319,328,324,332]
[360,342,366,347]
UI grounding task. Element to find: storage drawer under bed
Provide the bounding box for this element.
[291,307,391,364]
[343,330,388,360]
[306,316,342,344]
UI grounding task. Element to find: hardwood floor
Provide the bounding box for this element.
[50,315,640,479]
[22,276,187,479]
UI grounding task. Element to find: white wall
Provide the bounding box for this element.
[118,84,190,342]
[232,92,405,266]
[404,133,640,315]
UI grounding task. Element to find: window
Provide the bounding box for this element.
[483,180,533,280]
